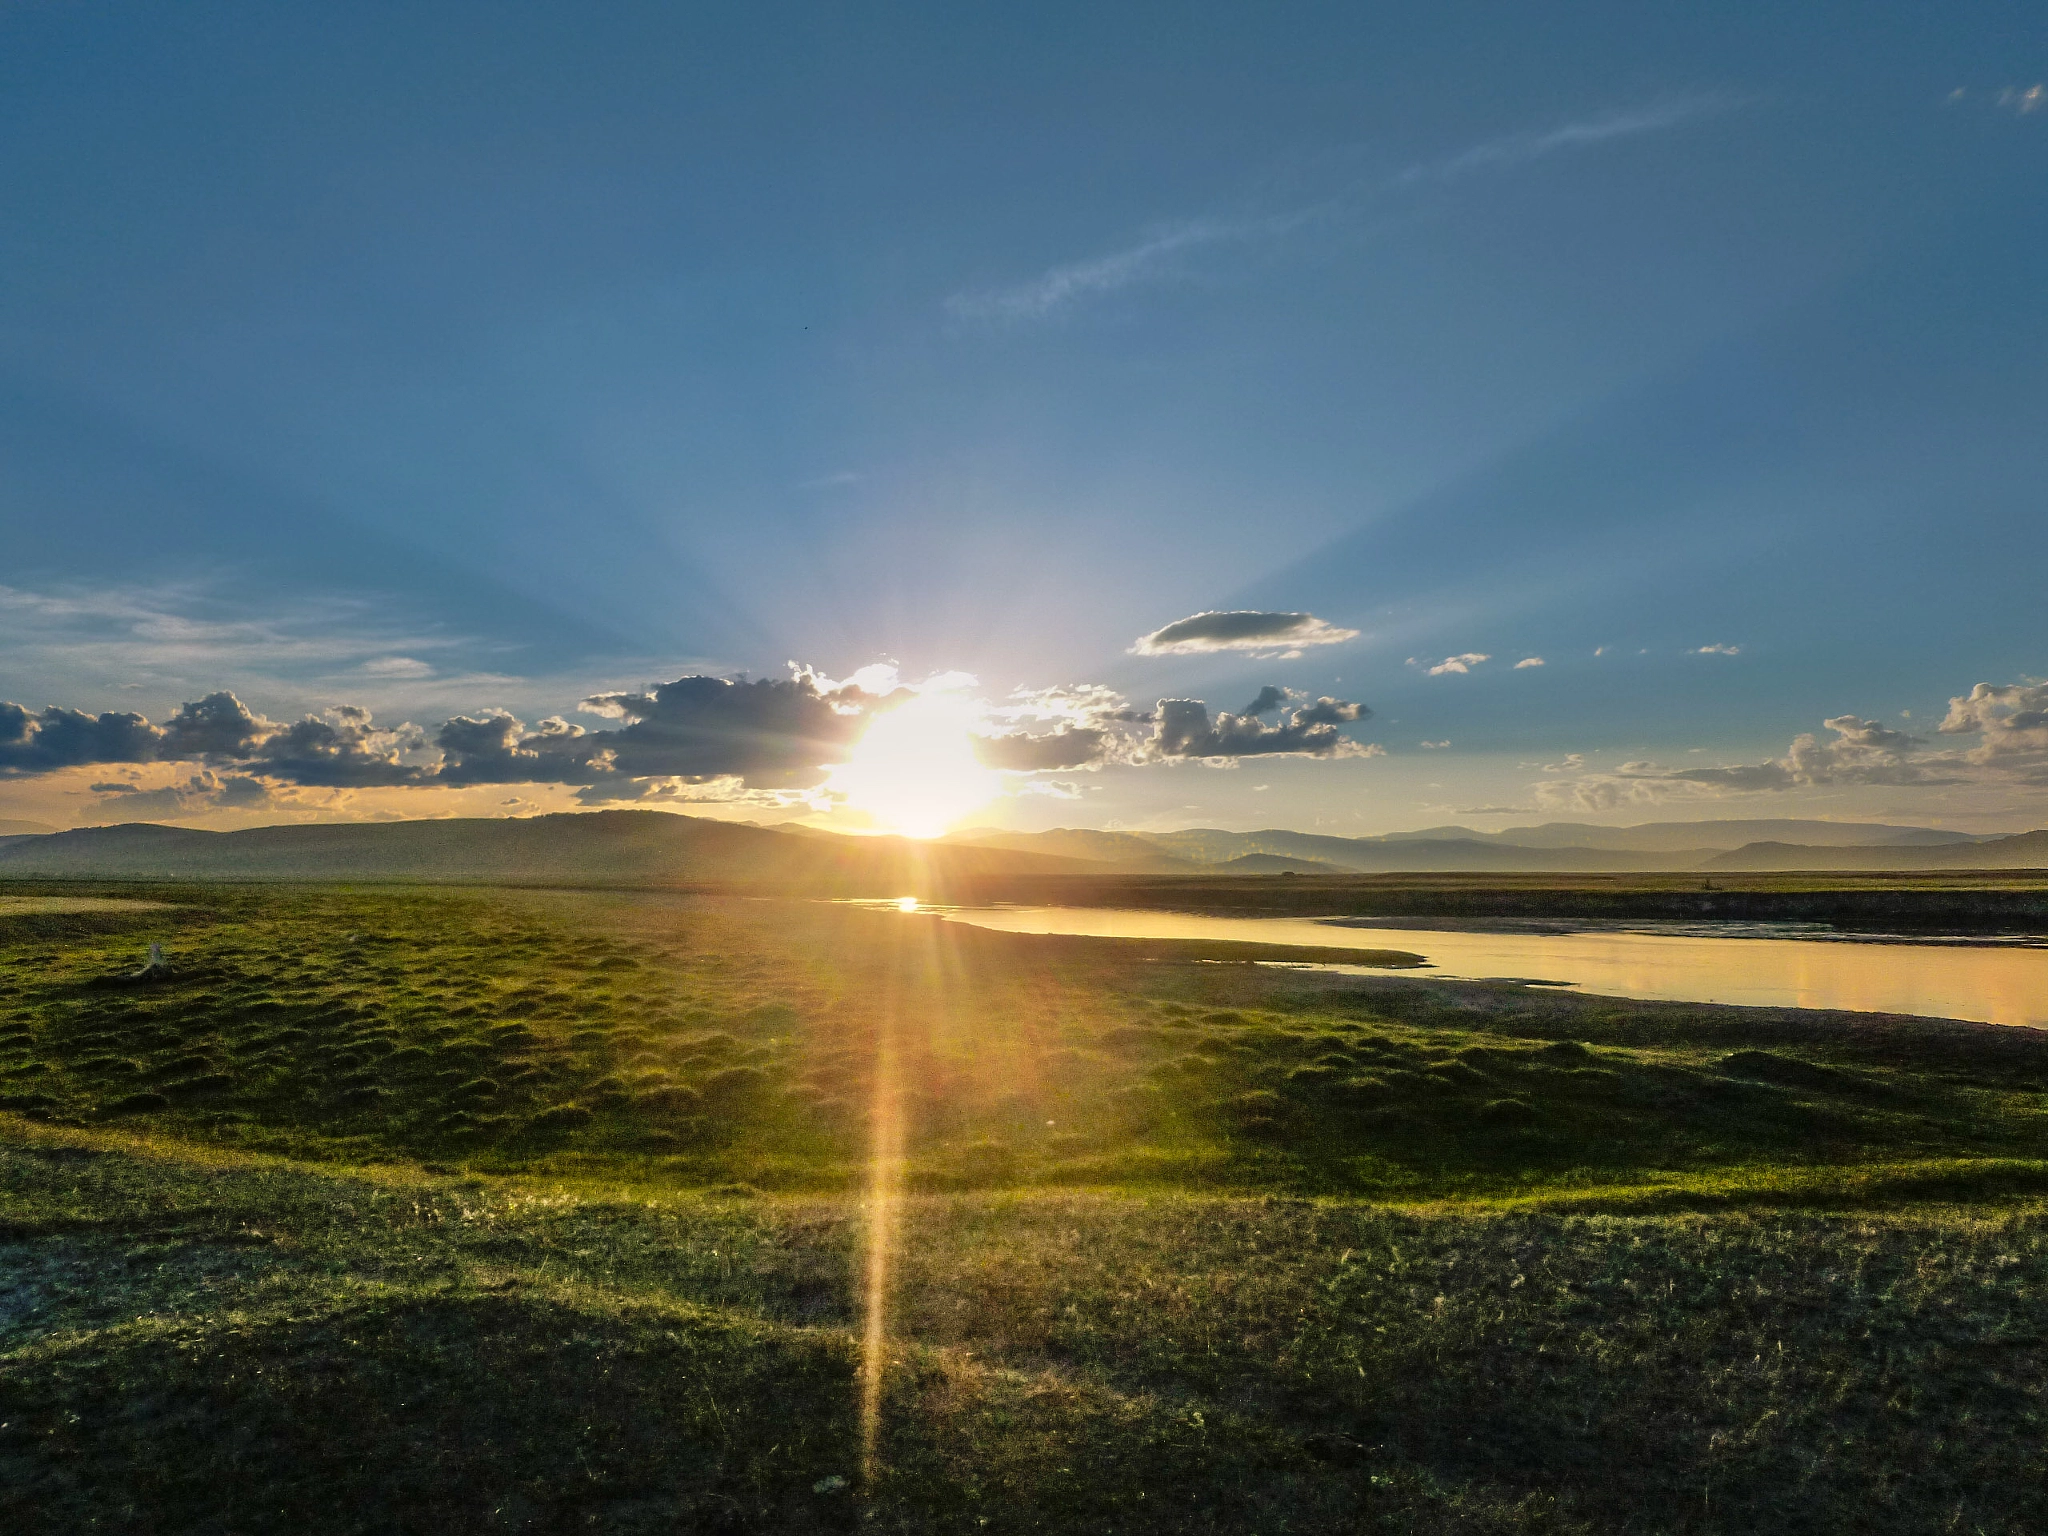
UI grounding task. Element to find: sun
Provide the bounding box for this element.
[826,691,1001,838]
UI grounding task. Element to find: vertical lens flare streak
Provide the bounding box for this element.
[857,891,975,1493]
[858,1032,902,1487]
[858,927,911,1489]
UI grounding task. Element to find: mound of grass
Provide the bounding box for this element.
[0,884,2015,1212]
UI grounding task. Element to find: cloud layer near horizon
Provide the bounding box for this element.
[1532,682,2048,812]
[1,666,1383,819]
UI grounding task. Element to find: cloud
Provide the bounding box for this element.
[1533,774,1715,814]
[945,97,1728,323]
[0,703,159,774]
[1131,611,1358,658]
[3,666,1388,806]
[1612,715,1941,795]
[1692,644,1741,656]
[1530,681,2048,809]
[1239,685,1295,718]
[158,692,271,761]
[577,671,886,787]
[1152,695,1375,761]
[973,727,1111,773]
[1514,657,1545,669]
[946,219,1239,323]
[972,683,1155,773]
[1939,681,2048,782]
[1016,779,1084,801]
[362,656,433,678]
[1410,652,1490,676]
[975,683,1375,769]
[91,770,281,821]
[435,712,604,787]
[246,708,430,788]
[0,581,471,700]
[1400,97,1734,186]
[1420,740,1450,749]
[990,683,1152,728]
[568,774,797,808]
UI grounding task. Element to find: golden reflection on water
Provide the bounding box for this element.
[937,907,2048,1028]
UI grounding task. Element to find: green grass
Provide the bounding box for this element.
[5,880,2048,1531]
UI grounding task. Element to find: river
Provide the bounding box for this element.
[902,904,2048,1028]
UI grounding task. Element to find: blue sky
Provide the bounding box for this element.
[2,2,2044,834]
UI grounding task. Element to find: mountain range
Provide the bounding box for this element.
[946,819,2045,873]
[0,813,2041,886]
[0,813,1087,890]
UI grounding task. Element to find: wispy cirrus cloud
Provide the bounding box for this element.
[1397,98,1734,187]
[945,218,1251,324]
[947,95,1734,323]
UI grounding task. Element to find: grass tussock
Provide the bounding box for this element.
[4,880,2048,1531]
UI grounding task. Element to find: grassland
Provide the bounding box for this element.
[5,881,2048,1532]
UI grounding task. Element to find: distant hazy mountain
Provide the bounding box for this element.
[0,812,1092,889]
[1366,819,1991,852]
[0,819,56,837]
[1213,852,1354,874]
[945,827,1196,872]
[1129,828,1680,872]
[1702,830,2048,871]
[945,819,2031,873]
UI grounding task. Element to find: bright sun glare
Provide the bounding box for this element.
[826,691,1001,838]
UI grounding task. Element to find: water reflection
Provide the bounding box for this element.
[925,906,2048,1028]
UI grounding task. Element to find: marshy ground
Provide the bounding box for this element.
[4,883,2046,1531]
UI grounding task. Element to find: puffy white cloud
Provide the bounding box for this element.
[1411,652,1490,676]
[1939,681,2048,783]
[1514,657,1545,669]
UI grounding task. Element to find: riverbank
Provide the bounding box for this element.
[960,869,2048,933]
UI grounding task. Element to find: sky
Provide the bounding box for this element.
[2,2,2045,838]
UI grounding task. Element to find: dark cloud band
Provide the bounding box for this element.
[5,669,1382,814]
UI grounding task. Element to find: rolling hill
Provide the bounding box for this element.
[0,812,1093,891]
[1703,830,2048,872]
[2,812,2040,885]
